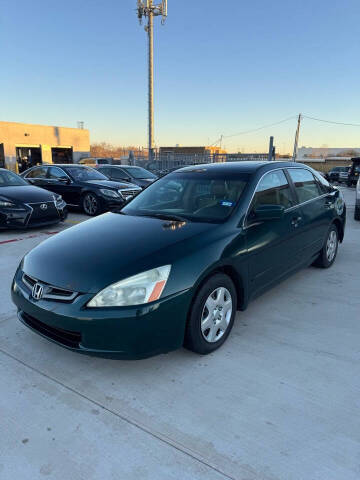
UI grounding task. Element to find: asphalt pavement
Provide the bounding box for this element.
[0,187,359,480]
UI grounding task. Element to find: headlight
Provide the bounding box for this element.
[0,198,15,208]
[53,194,64,207]
[100,189,120,198]
[87,265,171,308]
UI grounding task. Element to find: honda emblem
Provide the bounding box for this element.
[32,283,44,300]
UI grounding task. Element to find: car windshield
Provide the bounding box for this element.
[65,166,108,182]
[124,167,157,179]
[0,170,28,187]
[122,171,249,223]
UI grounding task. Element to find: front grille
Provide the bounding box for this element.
[20,311,81,349]
[22,273,78,302]
[119,189,141,200]
[27,202,59,225]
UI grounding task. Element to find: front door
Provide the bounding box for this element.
[245,169,301,297]
[47,166,80,205]
[23,166,49,187]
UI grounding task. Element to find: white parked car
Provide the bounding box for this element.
[355,177,360,220]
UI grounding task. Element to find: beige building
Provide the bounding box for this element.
[0,121,90,172]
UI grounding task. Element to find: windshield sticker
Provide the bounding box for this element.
[220,201,234,207]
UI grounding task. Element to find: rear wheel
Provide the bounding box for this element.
[184,273,237,355]
[313,224,339,268]
[82,193,101,216]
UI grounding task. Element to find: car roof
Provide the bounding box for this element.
[40,164,90,168]
[175,161,305,174]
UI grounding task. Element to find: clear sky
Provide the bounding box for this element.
[1,0,360,153]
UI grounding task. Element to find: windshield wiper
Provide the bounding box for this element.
[138,213,189,222]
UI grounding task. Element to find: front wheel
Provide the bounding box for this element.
[313,224,339,268]
[82,192,101,216]
[184,273,237,355]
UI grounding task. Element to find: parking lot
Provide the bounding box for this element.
[0,186,359,480]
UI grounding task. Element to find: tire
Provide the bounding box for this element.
[82,192,102,216]
[184,273,237,355]
[313,224,339,268]
[355,206,360,221]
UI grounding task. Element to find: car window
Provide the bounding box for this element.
[251,170,294,211]
[110,168,129,181]
[0,170,28,186]
[288,168,321,203]
[48,167,67,179]
[123,167,156,179]
[25,167,48,179]
[64,166,108,181]
[98,167,110,177]
[123,173,249,223]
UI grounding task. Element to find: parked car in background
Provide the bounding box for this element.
[79,157,113,166]
[12,162,346,359]
[0,168,66,229]
[326,166,350,183]
[347,158,360,187]
[355,177,360,220]
[338,167,350,184]
[21,164,141,216]
[97,165,157,189]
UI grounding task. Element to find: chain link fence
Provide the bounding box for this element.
[117,152,269,176]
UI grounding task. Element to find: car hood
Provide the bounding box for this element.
[23,213,219,293]
[0,185,54,204]
[82,180,140,190]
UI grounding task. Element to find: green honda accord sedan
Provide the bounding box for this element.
[11,162,346,359]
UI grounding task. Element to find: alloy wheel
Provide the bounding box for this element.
[326,230,337,262]
[84,194,98,215]
[201,287,233,343]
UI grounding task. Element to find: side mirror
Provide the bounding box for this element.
[255,204,285,221]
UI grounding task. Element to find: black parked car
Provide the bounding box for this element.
[0,168,67,229]
[97,165,157,189]
[346,158,360,187]
[326,166,349,183]
[22,164,141,216]
[12,162,346,359]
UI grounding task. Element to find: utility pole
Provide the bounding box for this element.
[268,136,274,161]
[292,114,302,162]
[136,1,168,163]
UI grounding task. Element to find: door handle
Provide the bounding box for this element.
[291,216,302,227]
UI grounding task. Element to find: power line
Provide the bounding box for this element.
[302,115,360,127]
[221,115,297,139]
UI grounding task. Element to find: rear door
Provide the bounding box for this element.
[287,168,331,262]
[245,169,301,296]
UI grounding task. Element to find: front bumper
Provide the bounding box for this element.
[11,269,192,359]
[0,203,67,230]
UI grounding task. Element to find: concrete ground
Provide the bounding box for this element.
[0,188,359,480]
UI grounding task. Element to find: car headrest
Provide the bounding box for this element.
[211,181,227,197]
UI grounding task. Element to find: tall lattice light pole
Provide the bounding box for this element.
[137,1,167,162]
